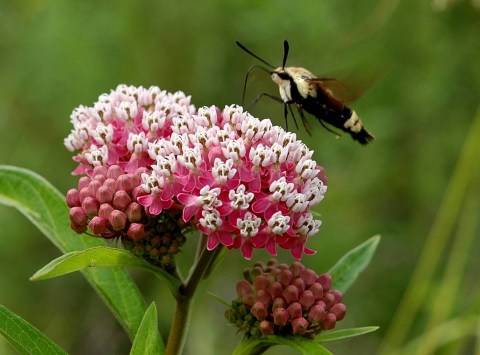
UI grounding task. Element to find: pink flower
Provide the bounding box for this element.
[65,85,327,260]
[137,171,174,215]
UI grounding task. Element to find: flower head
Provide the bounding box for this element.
[225,259,347,338]
[65,85,327,261]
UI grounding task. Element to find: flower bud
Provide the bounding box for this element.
[98,203,114,219]
[241,294,256,308]
[330,290,343,303]
[255,289,271,305]
[300,268,317,287]
[292,278,305,293]
[308,304,326,323]
[104,178,116,191]
[251,301,267,320]
[127,223,145,240]
[107,165,124,179]
[226,259,346,339]
[317,273,332,292]
[70,222,87,234]
[131,185,145,200]
[277,269,293,287]
[96,185,114,204]
[273,307,289,326]
[236,279,253,297]
[253,275,268,291]
[126,202,143,222]
[109,210,127,230]
[93,174,106,184]
[329,303,347,321]
[259,320,274,336]
[308,282,324,299]
[133,167,148,183]
[115,174,134,193]
[321,313,336,330]
[82,197,99,216]
[93,165,108,177]
[322,292,335,309]
[290,261,305,278]
[88,180,102,197]
[66,189,80,207]
[69,206,87,225]
[79,187,90,201]
[78,176,91,190]
[113,190,131,211]
[268,281,283,298]
[283,285,299,303]
[149,248,160,258]
[299,290,315,308]
[88,216,107,235]
[291,317,308,335]
[287,302,302,319]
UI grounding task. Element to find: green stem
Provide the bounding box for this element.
[416,186,480,354]
[379,106,480,354]
[165,246,224,355]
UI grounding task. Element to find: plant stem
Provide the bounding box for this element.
[165,246,224,355]
[379,106,480,354]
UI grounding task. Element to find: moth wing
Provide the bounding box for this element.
[306,78,362,105]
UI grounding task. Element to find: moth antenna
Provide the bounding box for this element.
[236,40,275,69]
[241,64,271,106]
[282,40,290,69]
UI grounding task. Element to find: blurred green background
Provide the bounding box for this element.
[1,0,479,354]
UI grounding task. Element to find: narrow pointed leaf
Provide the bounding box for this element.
[233,336,332,355]
[232,337,271,355]
[328,235,380,293]
[0,304,67,355]
[130,303,164,355]
[316,326,379,342]
[31,246,180,296]
[272,336,332,354]
[0,166,147,339]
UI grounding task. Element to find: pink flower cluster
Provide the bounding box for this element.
[65,84,327,259]
[226,259,346,337]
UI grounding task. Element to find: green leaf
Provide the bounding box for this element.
[31,246,180,296]
[316,326,379,342]
[0,166,147,340]
[232,337,271,355]
[207,292,231,307]
[271,336,332,354]
[0,304,67,355]
[233,336,332,355]
[328,235,380,293]
[130,303,164,355]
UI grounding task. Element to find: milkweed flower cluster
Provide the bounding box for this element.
[65,84,327,261]
[225,259,346,337]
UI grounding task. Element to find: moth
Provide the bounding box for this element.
[236,40,374,144]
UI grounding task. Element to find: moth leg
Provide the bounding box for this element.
[316,117,342,138]
[296,106,312,136]
[248,92,284,111]
[241,64,272,106]
[287,104,299,130]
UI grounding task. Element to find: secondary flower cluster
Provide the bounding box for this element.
[65,84,327,260]
[66,164,187,271]
[225,259,346,338]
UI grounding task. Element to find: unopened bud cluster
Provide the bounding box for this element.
[67,164,189,271]
[225,259,346,338]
